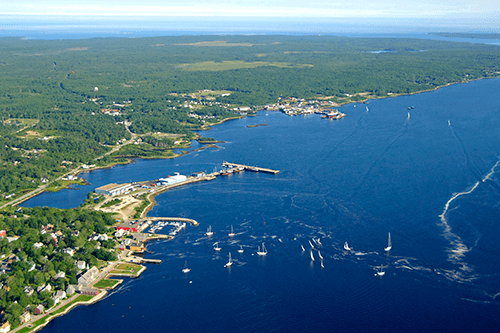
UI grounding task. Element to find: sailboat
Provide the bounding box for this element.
[366,106,369,112]
[448,120,451,126]
[321,261,324,269]
[213,242,221,252]
[310,249,315,261]
[308,240,314,249]
[318,251,324,260]
[238,245,244,253]
[384,232,392,252]
[224,252,233,268]
[344,241,351,251]
[205,225,214,237]
[228,225,236,237]
[316,238,322,246]
[257,243,268,256]
[182,260,191,273]
[301,245,305,252]
[376,265,385,276]
[408,112,410,119]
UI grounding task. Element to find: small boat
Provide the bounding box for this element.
[344,241,351,251]
[366,106,369,112]
[224,252,233,268]
[228,225,236,237]
[310,249,315,261]
[376,265,385,276]
[448,120,451,126]
[213,242,221,252]
[301,245,305,252]
[384,232,392,252]
[316,238,322,246]
[238,245,244,253]
[408,112,410,119]
[182,260,191,273]
[308,240,314,249]
[205,225,214,237]
[321,261,324,269]
[257,243,268,256]
[318,251,324,260]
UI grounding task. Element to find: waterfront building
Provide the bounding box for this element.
[80,287,100,296]
[78,267,99,286]
[34,305,44,315]
[95,183,134,196]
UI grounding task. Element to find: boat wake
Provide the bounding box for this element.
[438,157,500,277]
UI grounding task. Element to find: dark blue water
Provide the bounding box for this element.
[30,78,500,332]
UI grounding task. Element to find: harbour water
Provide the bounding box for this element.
[26,78,500,332]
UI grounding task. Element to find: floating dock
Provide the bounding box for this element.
[222,162,280,174]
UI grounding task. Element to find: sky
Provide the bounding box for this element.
[1,0,499,19]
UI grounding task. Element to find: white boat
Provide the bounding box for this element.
[408,112,410,119]
[182,260,191,273]
[448,120,451,126]
[310,249,315,261]
[205,225,214,237]
[321,261,324,269]
[213,242,221,252]
[376,265,385,276]
[257,243,268,256]
[308,240,314,249]
[224,252,233,268]
[318,251,324,260]
[316,238,322,246]
[366,106,369,112]
[344,241,351,251]
[238,245,244,253]
[228,225,235,237]
[301,245,305,252]
[384,232,392,252]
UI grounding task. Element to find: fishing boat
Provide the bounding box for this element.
[213,242,221,252]
[257,243,268,256]
[205,225,214,237]
[228,225,236,237]
[344,241,351,251]
[384,232,392,252]
[182,260,191,273]
[310,249,315,261]
[238,245,244,253]
[376,265,385,276]
[224,252,233,268]
[318,251,324,260]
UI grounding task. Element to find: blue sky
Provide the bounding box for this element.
[2,0,498,18]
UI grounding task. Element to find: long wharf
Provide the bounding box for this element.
[222,161,280,174]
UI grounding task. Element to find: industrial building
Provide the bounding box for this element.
[95,183,134,196]
[158,173,187,185]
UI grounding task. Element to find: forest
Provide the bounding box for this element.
[1,35,500,200]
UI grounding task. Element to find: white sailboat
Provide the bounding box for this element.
[224,252,233,267]
[344,241,351,251]
[318,251,324,260]
[205,225,214,237]
[228,225,236,237]
[321,261,324,269]
[448,120,451,126]
[308,240,314,249]
[257,243,268,256]
[238,245,244,253]
[376,265,385,276]
[301,245,305,252]
[182,260,191,273]
[213,242,221,252]
[384,232,392,252]
[310,249,315,261]
[408,112,410,119]
[316,238,322,246]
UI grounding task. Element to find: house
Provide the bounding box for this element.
[63,248,75,256]
[0,321,10,333]
[51,295,61,306]
[54,271,65,279]
[66,285,76,296]
[39,284,51,293]
[55,290,66,299]
[23,286,34,297]
[76,261,86,270]
[33,242,44,249]
[40,177,49,183]
[0,230,6,238]
[20,311,31,324]
[77,267,99,286]
[34,305,45,315]
[80,287,100,296]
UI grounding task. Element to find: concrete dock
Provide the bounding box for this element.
[222,162,280,174]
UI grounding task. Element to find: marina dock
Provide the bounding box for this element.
[222,162,280,174]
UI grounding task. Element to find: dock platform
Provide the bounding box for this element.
[222,162,280,174]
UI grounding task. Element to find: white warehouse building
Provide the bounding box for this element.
[159,173,187,185]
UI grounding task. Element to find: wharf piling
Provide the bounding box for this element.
[222,162,280,174]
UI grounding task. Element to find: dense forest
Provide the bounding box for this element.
[1,35,500,199]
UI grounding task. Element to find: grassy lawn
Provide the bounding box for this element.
[17,316,48,333]
[111,263,142,275]
[178,60,313,72]
[94,278,120,289]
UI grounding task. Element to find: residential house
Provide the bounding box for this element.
[66,285,76,296]
[23,286,34,297]
[20,312,31,324]
[76,261,86,270]
[34,305,45,315]
[0,321,10,333]
[63,248,75,256]
[54,271,65,279]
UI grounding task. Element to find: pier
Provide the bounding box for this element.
[222,162,280,174]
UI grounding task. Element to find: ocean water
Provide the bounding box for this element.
[30,78,500,332]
